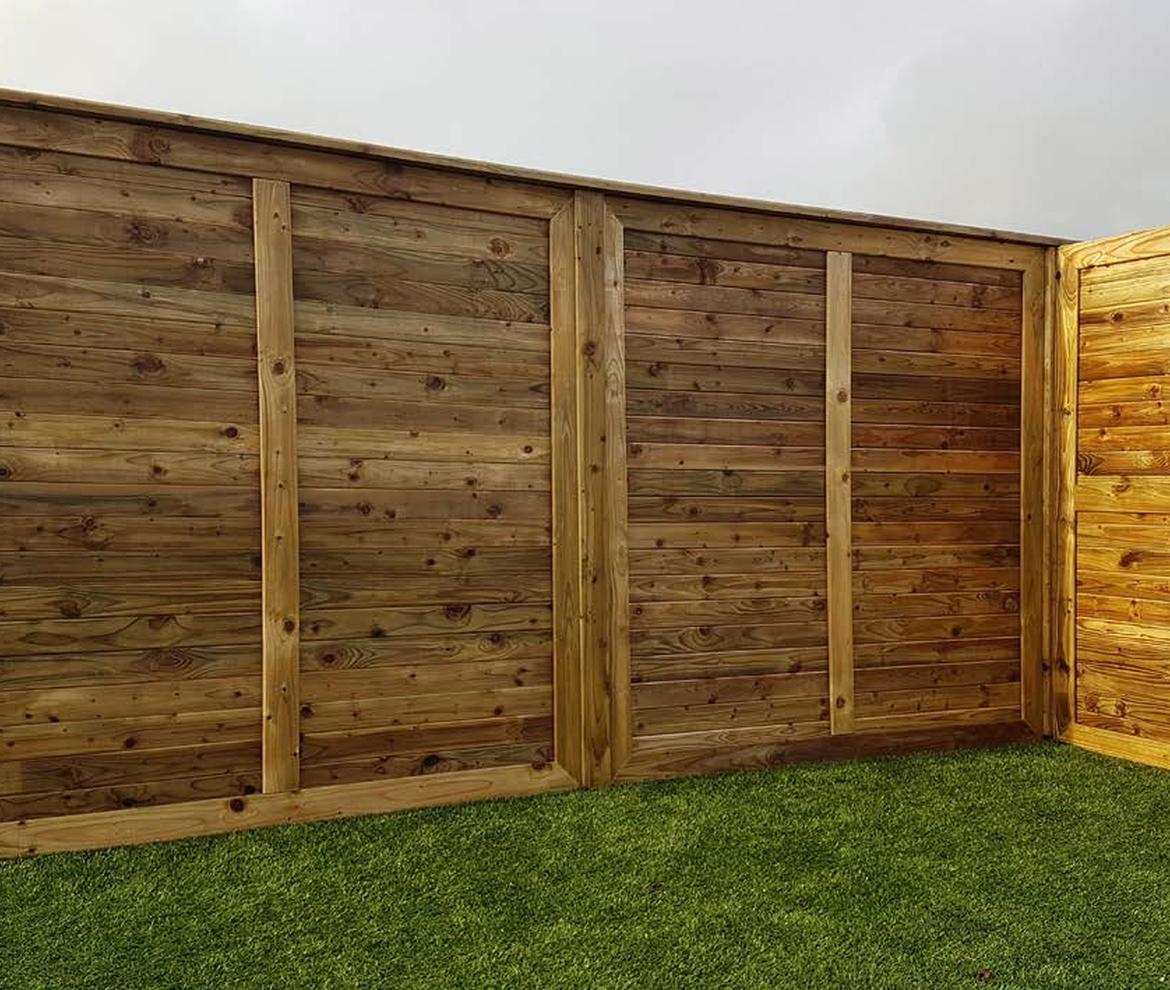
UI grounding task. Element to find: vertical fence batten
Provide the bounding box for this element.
[575,191,630,785]
[825,252,854,735]
[550,204,586,783]
[253,178,301,794]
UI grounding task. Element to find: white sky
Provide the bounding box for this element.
[1,0,1168,241]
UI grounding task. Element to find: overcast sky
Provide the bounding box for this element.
[1,0,1167,241]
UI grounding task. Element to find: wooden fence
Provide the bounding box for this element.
[0,91,1054,856]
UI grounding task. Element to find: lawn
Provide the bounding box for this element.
[3,741,1170,989]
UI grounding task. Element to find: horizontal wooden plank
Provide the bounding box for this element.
[0,447,257,486]
[853,591,1019,619]
[854,324,1021,358]
[0,706,260,760]
[855,681,1020,717]
[300,714,552,765]
[624,251,822,299]
[627,495,824,523]
[0,270,254,327]
[628,443,822,471]
[629,571,824,602]
[297,457,548,492]
[853,614,1019,644]
[0,738,259,798]
[0,411,257,454]
[301,578,549,610]
[295,332,548,382]
[0,611,260,657]
[631,621,827,658]
[290,186,551,258]
[625,332,824,373]
[0,232,254,295]
[0,674,259,726]
[292,265,549,325]
[627,360,823,397]
[628,522,824,549]
[624,279,825,320]
[623,306,824,346]
[626,415,823,448]
[296,363,548,410]
[854,660,1019,693]
[301,629,553,671]
[853,566,1019,595]
[853,521,1019,545]
[0,340,255,393]
[0,306,255,362]
[627,387,823,422]
[299,519,549,550]
[853,545,1019,570]
[851,497,1019,522]
[632,670,826,711]
[300,741,551,789]
[632,646,828,683]
[631,596,825,629]
[853,349,1019,382]
[299,392,549,436]
[302,656,552,702]
[628,468,823,497]
[853,424,1019,451]
[850,472,1020,498]
[853,372,1019,405]
[0,578,259,622]
[301,684,552,734]
[853,636,1019,668]
[852,449,1019,474]
[633,695,828,736]
[852,397,1020,428]
[628,546,826,575]
[295,298,550,354]
[301,603,551,642]
[622,230,825,269]
[0,514,259,553]
[300,488,550,524]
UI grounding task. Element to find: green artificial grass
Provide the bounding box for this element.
[3,741,1170,989]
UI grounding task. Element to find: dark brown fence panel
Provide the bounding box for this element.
[0,145,262,821]
[289,184,558,788]
[0,92,1052,856]
[850,255,1024,731]
[621,230,831,767]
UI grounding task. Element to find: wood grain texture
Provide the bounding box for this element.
[1063,237,1170,765]
[549,205,584,782]
[253,179,300,793]
[576,192,629,783]
[825,252,854,733]
[0,94,1063,852]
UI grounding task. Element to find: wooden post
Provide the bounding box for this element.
[1052,248,1079,738]
[575,191,629,784]
[825,251,854,734]
[549,204,585,783]
[1020,253,1048,735]
[253,178,301,793]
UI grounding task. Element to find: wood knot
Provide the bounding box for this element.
[228,797,246,813]
[131,353,165,375]
[282,617,296,633]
